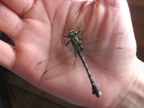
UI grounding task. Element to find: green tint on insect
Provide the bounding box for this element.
[64,29,101,97]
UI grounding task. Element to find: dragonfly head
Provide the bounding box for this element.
[69,30,79,36]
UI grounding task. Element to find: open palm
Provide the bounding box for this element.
[0,0,136,107]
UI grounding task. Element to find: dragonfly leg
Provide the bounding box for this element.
[65,39,71,46]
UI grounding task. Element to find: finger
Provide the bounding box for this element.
[0,40,15,70]
[1,0,34,16]
[0,3,23,38]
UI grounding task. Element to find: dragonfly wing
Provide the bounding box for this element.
[36,48,76,77]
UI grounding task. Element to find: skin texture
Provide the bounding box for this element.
[0,0,140,107]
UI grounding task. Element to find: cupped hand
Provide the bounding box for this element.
[0,0,137,107]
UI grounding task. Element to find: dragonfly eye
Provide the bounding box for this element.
[69,30,75,36]
[74,31,78,35]
[69,32,74,36]
[69,30,79,36]
[70,30,74,33]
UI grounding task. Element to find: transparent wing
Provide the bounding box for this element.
[81,34,123,73]
[36,47,77,76]
[36,34,123,76]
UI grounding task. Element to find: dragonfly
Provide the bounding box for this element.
[64,29,101,97]
[37,27,122,97]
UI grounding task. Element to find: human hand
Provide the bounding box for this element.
[0,0,138,107]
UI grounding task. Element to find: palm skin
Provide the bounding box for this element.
[0,0,137,107]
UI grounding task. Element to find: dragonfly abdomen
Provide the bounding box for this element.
[78,52,102,97]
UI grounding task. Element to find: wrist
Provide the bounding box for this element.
[109,58,144,108]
